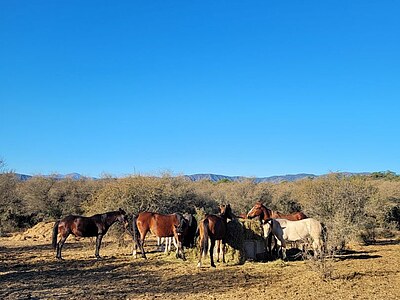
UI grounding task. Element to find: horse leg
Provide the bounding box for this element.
[138,232,147,259]
[312,239,322,258]
[166,237,172,254]
[222,240,226,264]
[210,239,216,268]
[279,239,287,261]
[56,234,69,260]
[216,240,221,262]
[95,234,104,259]
[157,237,163,252]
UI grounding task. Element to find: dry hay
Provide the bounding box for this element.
[224,219,246,264]
[240,218,264,240]
[222,218,266,264]
[11,221,55,241]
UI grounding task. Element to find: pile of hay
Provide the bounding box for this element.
[224,218,267,264]
[12,222,55,241]
[240,218,265,240]
[224,219,246,265]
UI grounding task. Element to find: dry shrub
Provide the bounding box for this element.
[192,179,273,215]
[84,175,201,215]
[300,174,377,252]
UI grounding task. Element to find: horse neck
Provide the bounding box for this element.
[261,206,272,221]
[103,212,119,228]
[215,212,228,225]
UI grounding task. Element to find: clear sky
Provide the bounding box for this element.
[1,1,399,178]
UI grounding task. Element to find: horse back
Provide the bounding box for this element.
[59,215,100,237]
[203,215,226,240]
[277,218,322,241]
[272,211,308,221]
[137,212,178,237]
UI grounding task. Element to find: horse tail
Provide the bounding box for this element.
[201,219,209,257]
[131,215,140,247]
[52,220,60,249]
[321,222,328,253]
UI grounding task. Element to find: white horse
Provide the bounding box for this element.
[262,218,326,259]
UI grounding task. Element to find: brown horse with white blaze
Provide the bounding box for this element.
[52,208,128,260]
[247,202,308,258]
[131,212,188,260]
[197,204,235,268]
[247,202,308,221]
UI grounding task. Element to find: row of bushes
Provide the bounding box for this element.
[1,170,399,250]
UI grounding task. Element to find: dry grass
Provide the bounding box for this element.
[1,225,399,300]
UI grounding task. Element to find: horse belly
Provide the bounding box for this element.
[150,215,176,237]
[151,226,174,237]
[283,224,309,242]
[73,219,98,237]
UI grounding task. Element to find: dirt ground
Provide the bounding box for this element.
[1,223,399,300]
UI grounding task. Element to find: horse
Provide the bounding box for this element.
[247,202,308,221]
[52,208,128,260]
[131,212,188,260]
[247,202,308,258]
[262,218,326,259]
[156,213,197,254]
[197,204,235,268]
[182,213,198,248]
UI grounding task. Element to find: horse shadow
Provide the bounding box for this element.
[333,249,382,261]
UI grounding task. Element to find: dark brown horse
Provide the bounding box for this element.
[247,202,308,221]
[52,208,128,260]
[131,212,188,260]
[197,204,235,268]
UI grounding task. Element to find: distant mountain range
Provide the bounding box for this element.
[13,173,89,181]
[183,173,318,183]
[11,172,374,183]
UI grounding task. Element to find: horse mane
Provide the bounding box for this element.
[260,205,272,220]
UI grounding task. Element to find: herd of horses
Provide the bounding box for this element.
[51,202,327,267]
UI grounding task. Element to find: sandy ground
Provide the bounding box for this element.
[0,224,399,300]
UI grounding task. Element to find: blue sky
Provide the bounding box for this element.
[1,1,399,177]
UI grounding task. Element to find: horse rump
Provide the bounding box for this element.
[52,220,60,249]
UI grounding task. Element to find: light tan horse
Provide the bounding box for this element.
[262,218,326,259]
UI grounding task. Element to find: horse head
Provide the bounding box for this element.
[247,202,263,219]
[261,218,274,238]
[116,208,129,225]
[174,213,189,237]
[219,204,235,220]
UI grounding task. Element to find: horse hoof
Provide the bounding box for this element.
[197,262,202,268]
[96,256,102,260]
[211,264,216,268]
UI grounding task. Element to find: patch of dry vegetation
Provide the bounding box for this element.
[0,233,399,300]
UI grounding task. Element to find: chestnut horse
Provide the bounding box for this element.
[247,202,307,258]
[197,204,235,268]
[131,212,188,260]
[52,208,128,260]
[247,202,308,221]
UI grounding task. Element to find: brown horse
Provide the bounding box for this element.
[197,204,235,268]
[131,212,188,260]
[247,202,308,258]
[52,208,128,260]
[247,202,308,221]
